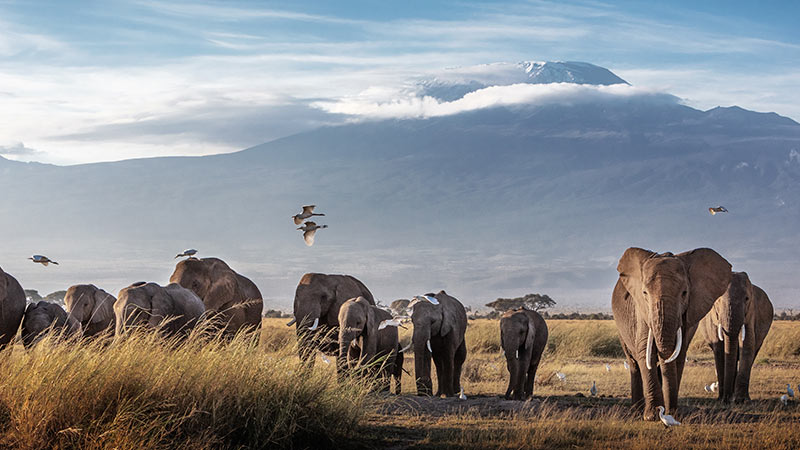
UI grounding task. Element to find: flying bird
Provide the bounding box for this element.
[780,394,789,406]
[378,318,403,330]
[292,205,325,225]
[787,384,795,398]
[297,221,328,246]
[657,406,681,427]
[590,381,597,397]
[175,249,198,259]
[708,206,729,215]
[29,255,58,266]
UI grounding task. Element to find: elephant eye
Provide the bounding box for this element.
[682,291,687,297]
[642,290,647,296]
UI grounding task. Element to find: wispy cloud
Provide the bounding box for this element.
[0,141,40,158]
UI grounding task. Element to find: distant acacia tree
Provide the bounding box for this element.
[44,290,67,306]
[486,293,556,312]
[24,289,43,303]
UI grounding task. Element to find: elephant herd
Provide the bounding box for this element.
[0,257,264,349]
[0,245,776,423]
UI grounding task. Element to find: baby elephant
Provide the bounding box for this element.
[21,301,82,348]
[115,282,205,339]
[64,284,116,337]
[500,308,548,400]
[338,296,403,393]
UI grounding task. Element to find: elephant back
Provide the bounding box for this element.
[0,269,26,348]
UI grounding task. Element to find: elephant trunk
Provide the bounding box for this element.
[413,328,433,396]
[720,311,744,403]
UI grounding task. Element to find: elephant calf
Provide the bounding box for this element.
[500,308,548,400]
[337,296,403,394]
[696,272,773,403]
[115,282,205,340]
[21,301,82,348]
[64,284,116,337]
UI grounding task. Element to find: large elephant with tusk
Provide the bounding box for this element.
[288,273,375,363]
[337,296,403,393]
[612,247,731,421]
[0,266,26,349]
[409,291,467,397]
[696,272,773,403]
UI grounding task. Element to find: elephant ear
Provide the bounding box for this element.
[677,248,732,327]
[92,287,115,326]
[0,271,7,301]
[524,315,535,350]
[363,301,378,356]
[147,285,174,328]
[437,291,458,337]
[206,272,238,311]
[616,247,656,304]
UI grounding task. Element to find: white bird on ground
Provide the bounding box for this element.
[590,381,597,397]
[292,205,325,225]
[174,249,197,259]
[459,387,467,400]
[704,384,713,393]
[29,255,58,266]
[657,406,681,427]
[297,221,328,246]
[708,206,729,215]
[605,363,611,372]
[623,360,630,370]
[780,394,789,406]
[320,354,331,365]
[787,384,795,398]
[556,372,566,382]
[378,318,402,330]
[710,381,719,392]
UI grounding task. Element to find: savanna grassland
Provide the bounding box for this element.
[0,319,798,450]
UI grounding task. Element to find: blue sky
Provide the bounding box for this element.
[1,0,798,164]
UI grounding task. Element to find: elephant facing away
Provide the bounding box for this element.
[612,247,731,421]
[289,273,375,363]
[21,301,82,348]
[64,284,116,337]
[0,266,26,349]
[696,272,773,403]
[337,296,403,394]
[500,308,548,400]
[410,291,468,397]
[115,282,205,339]
[169,257,263,337]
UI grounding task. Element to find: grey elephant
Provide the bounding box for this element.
[500,308,548,400]
[21,301,82,348]
[410,291,468,397]
[288,273,375,363]
[337,296,403,393]
[696,272,773,403]
[169,257,263,337]
[64,284,116,337]
[115,282,205,339]
[0,266,25,349]
[612,247,731,421]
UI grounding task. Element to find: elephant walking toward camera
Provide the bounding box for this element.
[289,273,375,363]
[115,282,205,339]
[500,308,548,400]
[612,247,731,421]
[696,272,773,403]
[170,257,263,337]
[21,301,82,348]
[64,284,116,337]
[0,266,25,348]
[410,291,467,397]
[337,296,403,393]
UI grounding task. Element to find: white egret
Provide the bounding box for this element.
[378,318,402,330]
[623,360,630,370]
[556,372,566,382]
[297,221,328,246]
[780,394,789,406]
[174,249,197,259]
[704,384,713,393]
[29,255,58,266]
[292,205,325,225]
[708,206,729,215]
[320,354,331,365]
[657,406,680,427]
[710,381,719,392]
[605,363,611,372]
[459,387,467,400]
[590,381,597,397]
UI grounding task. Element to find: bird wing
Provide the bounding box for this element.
[51,261,59,265]
[42,261,49,266]
[302,205,316,214]
[304,229,316,246]
[708,207,716,215]
[293,216,303,225]
[304,221,317,228]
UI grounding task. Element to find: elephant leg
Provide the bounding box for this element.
[621,341,643,410]
[439,353,456,397]
[453,340,467,395]
[432,352,445,397]
[523,357,538,399]
[393,350,404,395]
[638,357,664,421]
[504,355,517,400]
[711,341,725,401]
[735,343,755,402]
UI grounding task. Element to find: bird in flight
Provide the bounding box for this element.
[297,221,328,246]
[708,206,729,215]
[175,249,198,259]
[658,406,681,427]
[378,318,403,330]
[29,255,58,266]
[292,205,325,225]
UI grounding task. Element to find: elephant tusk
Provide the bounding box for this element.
[286,317,296,327]
[646,328,654,370]
[515,350,519,359]
[664,327,682,364]
[718,323,724,341]
[426,340,432,352]
[741,324,745,342]
[400,343,412,353]
[308,318,319,331]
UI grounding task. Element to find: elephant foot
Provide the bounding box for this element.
[643,406,659,421]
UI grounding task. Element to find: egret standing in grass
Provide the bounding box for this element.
[28,255,58,266]
[787,384,795,398]
[604,363,611,372]
[623,360,630,370]
[780,394,789,406]
[175,249,197,259]
[556,372,566,382]
[590,381,597,397]
[297,221,328,246]
[291,205,325,225]
[657,406,680,427]
[459,387,467,400]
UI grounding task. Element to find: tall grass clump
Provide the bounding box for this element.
[0,324,373,450]
[545,320,623,359]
